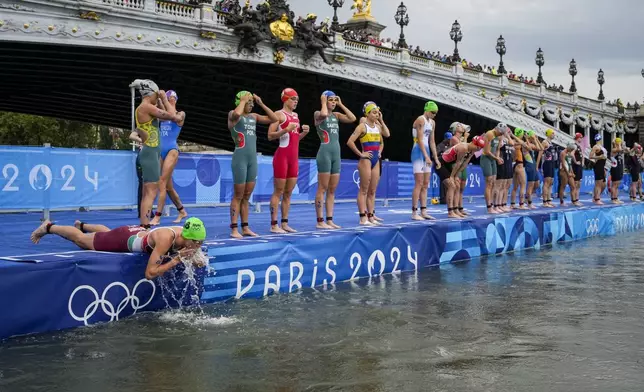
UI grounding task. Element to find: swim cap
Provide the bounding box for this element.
[472,135,486,148]
[449,122,470,133]
[166,90,178,102]
[615,137,622,145]
[567,142,576,150]
[182,217,206,241]
[574,132,583,140]
[235,91,252,106]
[514,127,525,138]
[322,90,337,98]
[281,88,298,102]
[545,129,555,137]
[594,133,602,141]
[137,79,159,97]
[526,130,535,137]
[424,101,439,113]
[364,101,379,115]
[495,123,509,134]
[444,132,453,139]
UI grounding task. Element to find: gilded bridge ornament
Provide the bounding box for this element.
[351,0,372,17]
[269,13,293,42]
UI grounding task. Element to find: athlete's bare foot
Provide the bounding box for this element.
[316,221,333,229]
[502,206,512,212]
[448,211,462,219]
[270,225,287,234]
[359,219,374,226]
[173,209,188,223]
[230,230,243,239]
[422,213,436,220]
[281,224,298,233]
[31,219,51,244]
[242,227,258,237]
[368,218,382,225]
[326,221,341,229]
[459,209,470,216]
[412,214,425,221]
[372,215,384,222]
[150,215,162,226]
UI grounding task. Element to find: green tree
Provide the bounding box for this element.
[0,112,105,148]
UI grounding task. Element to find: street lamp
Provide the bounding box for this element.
[449,20,463,63]
[535,47,545,85]
[327,0,345,32]
[569,58,577,93]
[641,68,644,78]
[394,2,410,48]
[597,69,605,101]
[495,35,506,74]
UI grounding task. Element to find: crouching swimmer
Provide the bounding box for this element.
[30,217,207,279]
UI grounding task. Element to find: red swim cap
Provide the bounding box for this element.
[472,135,486,148]
[575,132,583,140]
[281,88,298,102]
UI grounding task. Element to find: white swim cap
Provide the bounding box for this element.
[131,79,159,97]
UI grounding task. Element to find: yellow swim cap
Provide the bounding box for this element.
[615,137,622,145]
[545,129,555,137]
[364,102,379,115]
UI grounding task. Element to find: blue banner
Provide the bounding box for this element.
[3,202,644,339]
[1,146,635,211]
[0,146,136,210]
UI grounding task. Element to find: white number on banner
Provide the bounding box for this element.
[390,247,401,273]
[349,252,362,281]
[85,166,98,191]
[61,165,76,191]
[2,164,19,192]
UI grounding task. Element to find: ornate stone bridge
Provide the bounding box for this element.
[0,0,639,158]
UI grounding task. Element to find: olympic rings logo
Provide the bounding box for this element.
[353,170,360,188]
[68,279,156,326]
[585,218,600,235]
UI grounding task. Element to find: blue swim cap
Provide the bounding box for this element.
[166,90,178,101]
[323,90,337,98]
[444,132,453,139]
[594,133,602,141]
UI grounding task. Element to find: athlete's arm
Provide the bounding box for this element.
[482,132,493,157]
[158,92,175,116]
[452,147,472,179]
[314,95,329,125]
[378,113,391,138]
[414,117,431,162]
[229,94,251,126]
[144,102,182,122]
[267,112,293,141]
[379,134,384,158]
[300,124,310,139]
[144,233,180,280]
[429,119,440,167]
[253,94,279,125]
[129,131,143,143]
[347,124,370,159]
[334,97,357,123]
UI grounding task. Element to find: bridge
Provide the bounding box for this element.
[0,0,640,160]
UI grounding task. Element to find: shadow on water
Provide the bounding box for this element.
[2,234,644,392]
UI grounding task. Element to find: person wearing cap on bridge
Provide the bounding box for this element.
[449,122,471,215]
[609,137,625,204]
[348,101,390,225]
[480,123,509,214]
[313,90,357,230]
[558,143,578,206]
[30,217,207,279]
[410,101,441,221]
[129,79,184,228]
[538,128,558,208]
[571,132,585,207]
[228,90,280,238]
[589,133,608,204]
[150,90,188,226]
[268,88,310,234]
[435,136,486,218]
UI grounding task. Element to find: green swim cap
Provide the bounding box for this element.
[182,217,206,241]
[514,127,525,138]
[235,91,252,106]
[424,101,438,113]
[526,130,535,137]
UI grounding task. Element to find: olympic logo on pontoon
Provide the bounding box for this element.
[585,218,600,235]
[68,279,156,326]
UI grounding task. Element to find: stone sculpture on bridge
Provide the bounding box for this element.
[351,0,372,18]
[217,0,332,64]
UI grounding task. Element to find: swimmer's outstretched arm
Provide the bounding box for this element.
[144,233,179,280]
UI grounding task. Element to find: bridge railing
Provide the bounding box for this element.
[155,0,197,19]
[101,0,145,10]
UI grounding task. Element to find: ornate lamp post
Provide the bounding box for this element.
[394,2,410,48]
[535,47,545,84]
[327,0,345,32]
[449,20,463,63]
[569,58,577,93]
[641,68,643,78]
[495,35,506,74]
[597,69,605,101]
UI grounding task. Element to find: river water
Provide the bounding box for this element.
[1,233,644,392]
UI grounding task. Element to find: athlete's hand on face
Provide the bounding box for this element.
[178,247,196,259]
[321,94,327,102]
[252,94,262,105]
[301,125,310,133]
[158,89,166,97]
[336,96,342,105]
